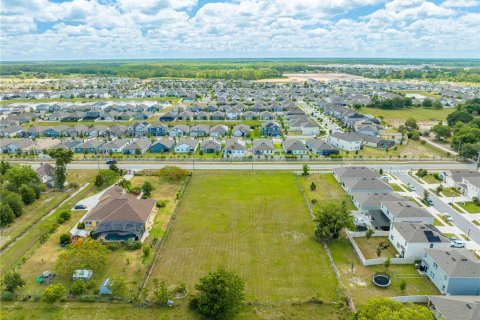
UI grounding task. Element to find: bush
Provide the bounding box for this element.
[70,280,86,295]
[77,222,85,229]
[0,291,14,301]
[59,233,71,246]
[143,245,151,257]
[42,284,67,303]
[125,241,142,251]
[310,182,316,191]
[59,211,71,222]
[156,200,167,208]
[311,199,317,205]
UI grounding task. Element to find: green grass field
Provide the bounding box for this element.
[361,107,453,124]
[147,171,339,303]
[456,202,480,214]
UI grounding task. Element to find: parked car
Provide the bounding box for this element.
[105,160,117,165]
[74,204,87,210]
[443,213,453,221]
[427,199,434,206]
[409,185,416,191]
[450,239,466,248]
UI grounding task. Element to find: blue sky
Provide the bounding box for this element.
[1,0,479,61]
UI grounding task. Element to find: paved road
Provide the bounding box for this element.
[395,172,480,245]
[23,162,477,171]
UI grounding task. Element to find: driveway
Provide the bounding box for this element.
[395,171,480,246]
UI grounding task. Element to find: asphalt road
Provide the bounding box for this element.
[23,161,477,171]
[395,172,480,245]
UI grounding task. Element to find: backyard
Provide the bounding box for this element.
[147,171,339,304]
[298,173,355,211]
[353,236,398,259]
[329,236,439,305]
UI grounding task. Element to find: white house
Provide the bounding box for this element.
[300,121,320,136]
[381,201,434,224]
[224,138,247,158]
[327,132,362,151]
[389,222,450,260]
[462,177,480,200]
[174,138,199,154]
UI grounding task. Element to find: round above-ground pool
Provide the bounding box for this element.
[372,274,391,288]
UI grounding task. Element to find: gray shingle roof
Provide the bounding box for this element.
[425,249,480,278]
[392,222,449,243]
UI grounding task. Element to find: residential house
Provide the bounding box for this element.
[123,139,152,154]
[421,249,480,295]
[305,139,339,156]
[439,170,480,188]
[389,222,450,260]
[342,177,393,194]
[175,138,199,154]
[74,140,104,153]
[380,201,434,224]
[159,112,177,122]
[427,295,480,320]
[1,125,24,137]
[148,139,175,153]
[300,120,320,136]
[147,123,169,137]
[327,132,362,151]
[209,124,228,137]
[210,111,225,120]
[200,140,222,153]
[169,124,190,137]
[261,121,281,137]
[252,139,274,156]
[190,124,210,138]
[333,166,380,182]
[128,122,150,137]
[224,138,247,158]
[462,177,480,199]
[84,186,157,242]
[36,163,55,187]
[282,140,307,155]
[232,124,251,137]
[99,139,130,154]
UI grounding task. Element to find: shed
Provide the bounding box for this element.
[72,269,93,281]
[99,278,112,295]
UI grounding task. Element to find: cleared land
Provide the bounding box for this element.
[148,171,338,303]
[361,107,454,127]
[341,140,450,159]
[256,73,368,83]
[329,236,439,305]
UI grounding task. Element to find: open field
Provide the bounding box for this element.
[353,237,398,259]
[329,236,439,305]
[0,301,350,320]
[395,90,442,99]
[361,107,454,127]
[147,171,339,303]
[256,73,368,83]
[341,140,450,159]
[298,173,355,211]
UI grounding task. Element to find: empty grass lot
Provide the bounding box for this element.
[148,171,338,303]
[361,107,453,124]
[298,173,355,211]
[329,236,439,305]
[0,301,350,320]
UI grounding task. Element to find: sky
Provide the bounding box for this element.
[1,0,479,61]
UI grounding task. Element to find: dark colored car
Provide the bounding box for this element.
[106,160,117,165]
[74,204,87,210]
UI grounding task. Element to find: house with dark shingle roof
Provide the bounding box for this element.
[427,295,480,320]
[282,140,307,155]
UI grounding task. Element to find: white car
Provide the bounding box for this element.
[443,213,453,221]
[450,239,466,248]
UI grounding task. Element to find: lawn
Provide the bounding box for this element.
[361,107,453,125]
[441,187,460,197]
[0,301,350,320]
[353,237,398,259]
[390,183,404,192]
[456,202,480,214]
[329,236,439,305]
[298,173,355,212]
[0,170,97,250]
[147,171,339,303]
[421,174,441,184]
[394,90,442,99]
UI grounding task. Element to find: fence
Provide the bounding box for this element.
[346,231,416,266]
[391,295,429,304]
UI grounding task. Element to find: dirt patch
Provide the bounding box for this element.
[256,73,369,83]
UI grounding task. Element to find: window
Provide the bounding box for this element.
[444,275,448,280]
[434,263,438,269]
[390,235,393,240]
[430,244,434,248]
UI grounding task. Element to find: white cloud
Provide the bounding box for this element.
[0,0,478,60]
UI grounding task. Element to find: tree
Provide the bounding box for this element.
[152,278,169,305]
[399,280,407,293]
[314,201,354,242]
[118,178,132,190]
[384,257,391,273]
[141,181,155,197]
[55,238,109,276]
[110,277,127,296]
[49,149,73,190]
[2,271,25,292]
[436,184,443,195]
[432,100,443,110]
[19,184,36,204]
[70,280,86,295]
[142,245,151,257]
[404,118,418,130]
[422,98,433,108]
[302,164,309,176]
[431,124,451,140]
[366,228,374,240]
[43,284,67,304]
[0,203,15,227]
[192,269,245,320]
[423,190,430,204]
[354,298,434,320]
[376,247,382,258]
[447,110,473,126]
[5,164,40,191]
[59,233,71,246]
[472,197,480,206]
[310,182,316,191]
[157,166,189,180]
[0,190,23,217]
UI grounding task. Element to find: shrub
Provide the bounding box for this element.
[77,222,85,229]
[125,241,142,250]
[143,245,151,257]
[42,284,67,304]
[156,200,167,208]
[0,291,14,301]
[59,211,71,222]
[2,271,25,292]
[70,280,86,295]
[311,199,317,205]
[59,233,71,246]
[310,182,316,191]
